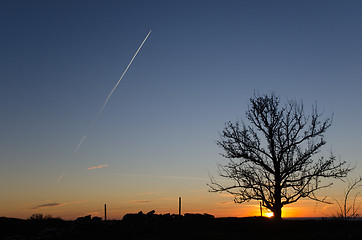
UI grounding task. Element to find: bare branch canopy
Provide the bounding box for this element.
[209,93,352,220]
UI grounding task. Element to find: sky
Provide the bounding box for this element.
[1,0,362,220]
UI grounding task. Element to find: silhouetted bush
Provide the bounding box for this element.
[75,215,92,223]
[28,213,63,222]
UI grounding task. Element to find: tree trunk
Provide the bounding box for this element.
[273,172,282,221]
[273,206,282,221]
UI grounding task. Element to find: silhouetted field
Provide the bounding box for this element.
[1,212,362,240]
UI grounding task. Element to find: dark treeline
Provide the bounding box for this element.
[1,212,362,240]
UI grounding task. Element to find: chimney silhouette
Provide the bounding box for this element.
[104,204,107,221]
[179,197,181,215]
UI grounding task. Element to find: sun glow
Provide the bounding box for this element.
[265,212,274,218]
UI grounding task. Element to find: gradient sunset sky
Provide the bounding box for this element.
[1,0,362,220]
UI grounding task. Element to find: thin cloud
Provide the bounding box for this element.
[188,189,206,193]
[159,197,177,201]
[31,202,64,209]
[218,201,233,205]
[138,192,156,196]
[67,200,88,205]
[220,193,235,197]
[30,200,87,210]
[129,200,152,204]
[87,164,109,170]
[86,211,101,216]
[115,173,209,181]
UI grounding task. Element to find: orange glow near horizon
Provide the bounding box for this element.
[220,199,343,219]
[264,211,274,218]
[1,203,343,220]
[1,193,347,220]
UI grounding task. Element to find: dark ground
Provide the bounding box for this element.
[1,213,362,240]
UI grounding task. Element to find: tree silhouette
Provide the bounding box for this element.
[334,176,362,220]
[209,93,352,220]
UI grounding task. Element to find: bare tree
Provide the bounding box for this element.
[209,93,352,220]
[334,177,362,220]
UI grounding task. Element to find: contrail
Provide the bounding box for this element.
[74,30,151,153]
[74,134,87,154]
[56,170,66,183]
[99,29,152,116]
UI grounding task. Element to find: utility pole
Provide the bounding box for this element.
[179,197,181,215]
[104,204,107,221]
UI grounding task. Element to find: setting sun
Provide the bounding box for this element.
[265,212,274,218]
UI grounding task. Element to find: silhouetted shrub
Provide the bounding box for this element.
[76,215,92,223]
[28,213,63,221]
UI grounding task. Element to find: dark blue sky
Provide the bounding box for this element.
[1,0,362,218]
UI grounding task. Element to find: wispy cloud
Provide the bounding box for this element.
[218,201,233,205]
[114,173,209,181]
[86,211,101,216]
[138,192,156,196]
[188,189,206,193]
[30,200,88,210]
[67,200,88,205]
[159,197,175,201]
[87,164,109,170]
[129,200,152,204]
[220,193,235,197]
[31,202,64,209]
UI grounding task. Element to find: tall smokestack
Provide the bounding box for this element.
[179,197,181,215]
[104,204,107,221]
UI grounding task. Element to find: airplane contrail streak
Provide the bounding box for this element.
[74,134,87,154]
[74,30,151,154]
[56,170,66,183]
[99,29,152,116]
